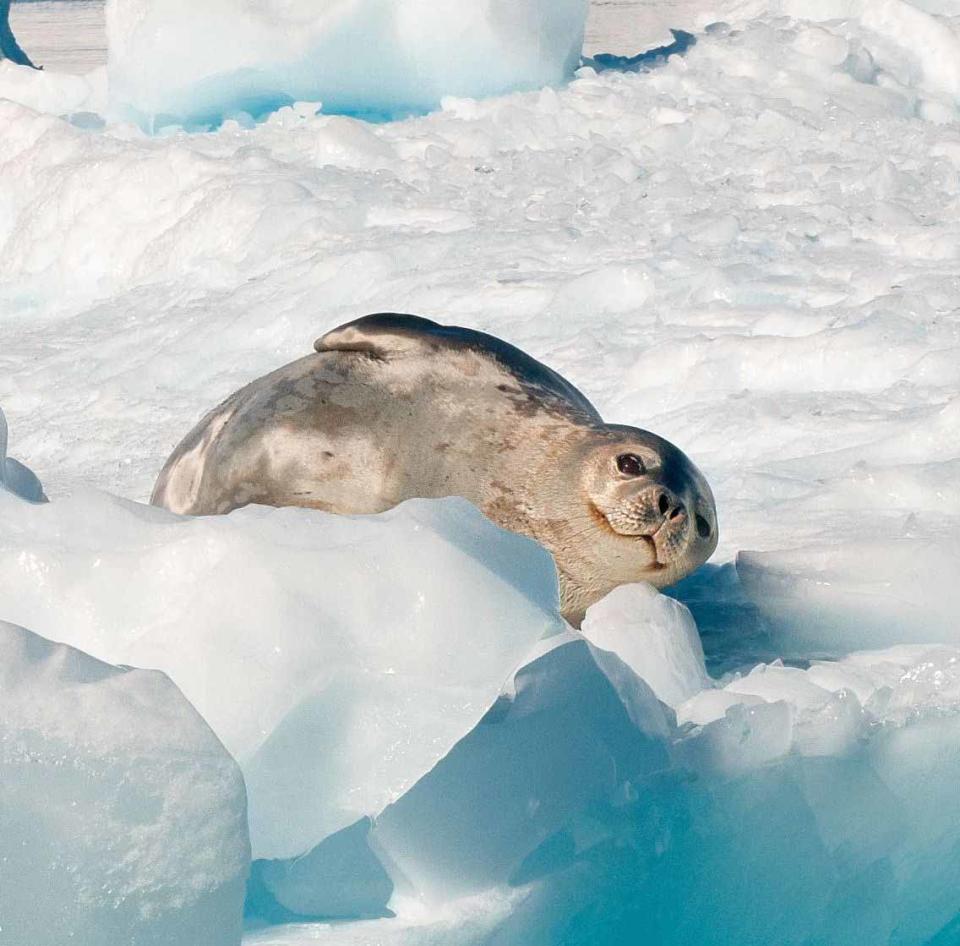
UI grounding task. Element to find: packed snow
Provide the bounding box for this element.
[0,618,249,946]
[2,0,960,942]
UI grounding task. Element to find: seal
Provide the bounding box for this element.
[151,313,718,624]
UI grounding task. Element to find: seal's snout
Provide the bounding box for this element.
[648,481,717,574]
[657,490,685,522]
[651,492,693,560]
[695,511,712,539]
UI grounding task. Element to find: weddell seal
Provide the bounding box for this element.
[151,314,718,624]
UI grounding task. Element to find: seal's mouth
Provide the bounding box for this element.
[588,501,666,569]
[639,534,666,570]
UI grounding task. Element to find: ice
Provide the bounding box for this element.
[580,582,710,706]
[0,488,562,859]
[4,0,960,941]
[248,628,960,945]
[248,586,960,935]
[0,619,248,946]
[250,633,674,918]
[737,538,960,654]
[105,0,588,126]
[0,406,46,502]
[8,1,108,75]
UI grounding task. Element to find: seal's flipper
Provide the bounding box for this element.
[315,313,447,359]
[316,313,602,422]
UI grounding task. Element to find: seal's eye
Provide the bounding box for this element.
[616,453,645,477]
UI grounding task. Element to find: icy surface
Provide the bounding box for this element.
[246,609,960,945]
[249,617,960,945]
[3,0,960,942]
[0,619,249,946]
[104,0,588,125]
[0,489,561,859]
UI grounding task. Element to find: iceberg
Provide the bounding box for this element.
[105,0,589,126]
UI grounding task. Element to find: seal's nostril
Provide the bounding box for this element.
[658,493,670,515]
[696,514,711,539]
[670,502,685,520]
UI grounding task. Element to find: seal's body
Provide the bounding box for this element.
[152,314,717,623]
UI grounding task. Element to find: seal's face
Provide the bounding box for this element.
[581,427,718,589]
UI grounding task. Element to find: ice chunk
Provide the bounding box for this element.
[249,818,393,922]
[252,640,960,943]
[737,539,960,653]
[105,0,589,126]
[675,685,765,726]
[0,406,45,502]
[581,582,710,707]
[818,644,960,723]
[0,489,562,859]
[253,634,674,916]
[370,636,673,904]
[0,619,248,946]
[682,644,960,768]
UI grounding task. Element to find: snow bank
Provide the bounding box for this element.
[105,0,588,126]
[0,489,562,859]
[0,406,45,502]
[0,619,248,946]
[781,0,960,111]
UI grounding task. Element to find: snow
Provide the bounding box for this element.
[0,489,561,859]
[104,0,589,126]
[0,618,249,946]
[3,0,960,941]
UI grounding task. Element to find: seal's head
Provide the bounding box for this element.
[550,424,717,621]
